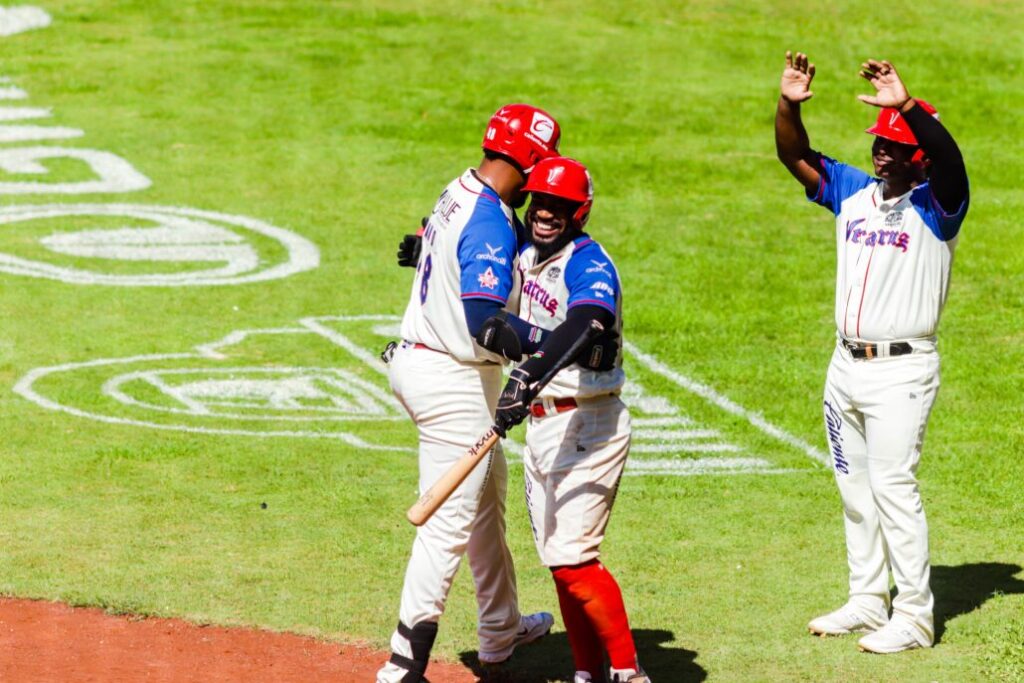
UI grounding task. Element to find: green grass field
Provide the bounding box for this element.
[2,1,1022,681]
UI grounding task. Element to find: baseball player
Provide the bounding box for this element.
[377,104,562,683]
[475,157,650,683]
[775,52,969,653]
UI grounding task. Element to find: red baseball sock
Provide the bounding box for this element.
[552,560,637,671]
[554,573,604,676]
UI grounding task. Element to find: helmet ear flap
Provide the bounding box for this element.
[573,200,592,226]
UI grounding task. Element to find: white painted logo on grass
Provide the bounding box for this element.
[13,317,411,451]
[0,6,50,37]
[15,315,825,475]
[0,203,320,285]
[0,147,151,194]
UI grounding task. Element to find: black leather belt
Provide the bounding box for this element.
[842,339,913,360]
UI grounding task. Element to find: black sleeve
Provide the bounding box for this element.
[902,103,969,214]
[517,305,616,381]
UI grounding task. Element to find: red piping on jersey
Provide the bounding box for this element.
[569,298,616,312]
[854,244,877,339]
[842,287,854,337]
[458,177,500,204]
[461,292,506,302]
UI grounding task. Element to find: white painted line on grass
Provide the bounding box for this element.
[631,443,741,454]
[0,85,28,99]
[0,125,84,142]
[0,6,51,37]
[0,204,319,284]
[632,416,694,428]
[625,457,794,476]
[0,106,50,120]
[625,341,828,466]
[300,316,392,376]
[633,428,720,440]
[13,353,412,451]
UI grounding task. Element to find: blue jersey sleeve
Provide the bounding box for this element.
[564,239,619,316]
[909,182,970,242]
[807,153,875,216]
[458,201,517,304]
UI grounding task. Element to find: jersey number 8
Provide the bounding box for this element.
[419,254,433,304]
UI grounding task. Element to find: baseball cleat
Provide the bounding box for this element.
[857,621,931,654]
[573,672,594,683]
[610,668,652,683]
[807,603,889,636]
[477,611,554,665]
[376,661,429,683]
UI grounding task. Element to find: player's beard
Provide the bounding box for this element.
[530,214,580,262]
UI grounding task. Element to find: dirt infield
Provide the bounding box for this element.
[0,598,479,682]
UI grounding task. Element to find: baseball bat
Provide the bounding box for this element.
[406,319,606,526]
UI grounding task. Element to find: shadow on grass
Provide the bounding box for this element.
[931,562,1024,643]
[459,629,706,682]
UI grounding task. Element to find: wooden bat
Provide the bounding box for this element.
[406,319,606,526]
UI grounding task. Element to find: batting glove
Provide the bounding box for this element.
[397,217,427,268]
[494,367,533,437]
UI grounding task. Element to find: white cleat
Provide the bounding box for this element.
[376,661,415,683]
[478,611,555,665]
[808,602,888,637]
[610,668,652,683]
[858,621,931,654]
[574,672,594,683]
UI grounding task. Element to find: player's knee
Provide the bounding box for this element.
[868,469,919,501]
[389,620,438,681]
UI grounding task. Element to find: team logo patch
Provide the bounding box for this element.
[477,267,499,290]
[885,210,904,227]
[530,112,555,143]
[474,243,507,265]
[546,266,561,281]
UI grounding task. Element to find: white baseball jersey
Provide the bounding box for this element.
[400,169,520,363]
[809,154,969,342]
[517,235,624,399]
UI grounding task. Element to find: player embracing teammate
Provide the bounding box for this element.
[377,104,562,683]
[385,101,648,681]
[475,157,650,683]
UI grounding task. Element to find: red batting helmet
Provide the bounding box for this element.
[865,99,939,146]
[482,104,561,174]
[524,156,594,226]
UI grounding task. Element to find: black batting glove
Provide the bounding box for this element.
[494,367,534,437]
[578,331,619,372]
[397,217,427,268]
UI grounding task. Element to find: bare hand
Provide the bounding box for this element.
[857,59,912,109]
[781,51,815,103]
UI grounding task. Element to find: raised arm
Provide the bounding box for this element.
[775,51,822,194]
[858,59,968,214]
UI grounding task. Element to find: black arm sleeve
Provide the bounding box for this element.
[517,305,616,381]
[902,103,969,214]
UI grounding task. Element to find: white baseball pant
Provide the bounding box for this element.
[823,341,940,644]
[386,344,521,657]
[524,395,631,568]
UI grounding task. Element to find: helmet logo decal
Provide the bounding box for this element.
[888,112,900,127]
[530,112,555,143]
[545,165,565,185]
